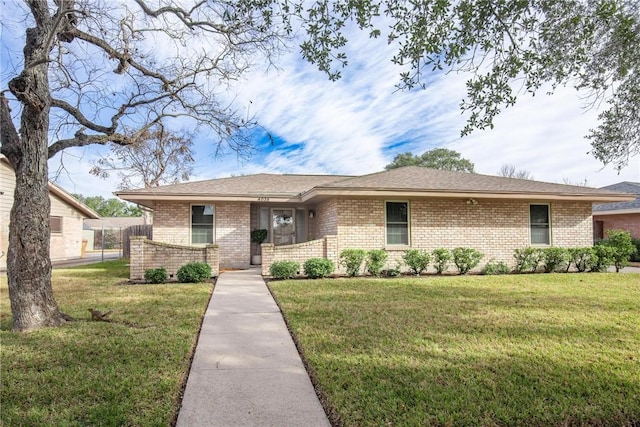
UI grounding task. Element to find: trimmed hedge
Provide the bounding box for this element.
[304,258,335,279]
[177,262,211,283]
[270,260,299,279]
[144,267,168,284]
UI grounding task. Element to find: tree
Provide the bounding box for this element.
[268,0,638,171]
[72,194,142,217]
[0,1,282,331]
[386,148,475,172]
[498,164,533,180]
[89,128,195,190]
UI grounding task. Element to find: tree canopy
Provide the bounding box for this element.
[73,194,142,217]
[386,148,475,172]
[90,128,195,190]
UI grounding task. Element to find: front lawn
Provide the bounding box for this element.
[270,274,640,426]
[0,260,212,426]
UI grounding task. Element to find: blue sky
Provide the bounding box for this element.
[2,4,638,199]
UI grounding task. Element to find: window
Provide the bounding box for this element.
[50,216,63,233]
[191,205,214,244]
[530,204,550,245]
[386,201,409,245]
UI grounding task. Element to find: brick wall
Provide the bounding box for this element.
[593,213,640,239]
[129,236,219,281]
[262,198,595,275]
[152,201,250,269]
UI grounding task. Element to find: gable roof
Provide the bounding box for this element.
[117,166,634,208]
[593,182,640,214]
[1,156,100,219]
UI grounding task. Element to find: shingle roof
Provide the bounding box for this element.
[593,182,640,212]
[119,173,350,196]
[116,167,634,206]
[309,166,621,196]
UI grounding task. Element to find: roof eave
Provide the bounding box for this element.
[116,192,304,207]
[301,188,636,203]
[593,208,640,215]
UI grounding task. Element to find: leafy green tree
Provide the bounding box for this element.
[386,148,475,172]
[73,195,141,217]
[601,229,637,272]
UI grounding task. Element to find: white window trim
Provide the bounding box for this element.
[190,204,215,246]
[385,200,410,246]
[529,203,552,246]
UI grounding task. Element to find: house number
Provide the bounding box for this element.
[257,197,270,201]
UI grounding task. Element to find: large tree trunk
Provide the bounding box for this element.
[3,6,69,331]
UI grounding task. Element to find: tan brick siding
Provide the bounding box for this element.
[129,237,219,281]
[152,201,250,269]
[264,198,595,275]
[593,213,640,239]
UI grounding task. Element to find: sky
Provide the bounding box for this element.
[2,4,639,199]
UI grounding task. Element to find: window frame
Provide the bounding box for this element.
[529,203,551,246]
[385,200,410,246]
[50,216,63,234]
[190,204,215,245]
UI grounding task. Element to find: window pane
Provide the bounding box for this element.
[192,205,214,244]
[387,224,408,245]
[50,216,63,233]
[530,205,550,245]
[530,205,549,224]
[531,225,550,245]
[386,202,407,223]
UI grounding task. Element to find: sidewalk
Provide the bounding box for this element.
[176,268,330,427]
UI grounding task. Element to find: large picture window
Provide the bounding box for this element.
[386,201,409,245]
[530,204,550,245]
[191,205,214,244]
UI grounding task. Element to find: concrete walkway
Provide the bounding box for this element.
[176,268,331,427]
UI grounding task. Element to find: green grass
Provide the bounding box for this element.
[270,274,640,426]
[0,260,212,427]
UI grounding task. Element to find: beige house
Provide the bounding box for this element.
[1,157,100,271]
[117,166,634,278]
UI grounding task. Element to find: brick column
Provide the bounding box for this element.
[129,236,146,281]
[205,244,220,277]
[325,235,338,268]
[261,243,274,276]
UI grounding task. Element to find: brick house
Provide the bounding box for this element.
[593,182,640,240]
[117,166,633,278]
[1,156,100,271]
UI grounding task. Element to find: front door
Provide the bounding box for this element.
[272,208,295,245]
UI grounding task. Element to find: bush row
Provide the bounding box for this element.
[144,262,212,284]
[268,230,637,279]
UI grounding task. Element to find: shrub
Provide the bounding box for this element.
[567,247,596,272]
[601,229,637,272]
[541,247,568,273]
[144,267,168,284]
[365,249,388,277]
[590,244,616,272]
[631,238,640,262]
[483,259,511,275]
[269,260,299,279]
[452,247,483,274]
[432,248,452,274]
[402,249,431,275]
[303,258,335,279]
[177,262,211,283]
[339,249,367,277]
[383,262,402,277]
[513,247,543,273]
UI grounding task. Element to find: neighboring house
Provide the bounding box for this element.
[83,217,146,250]
[117,166,633,277]
[593,182,640,240]
[0,156,100,271]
